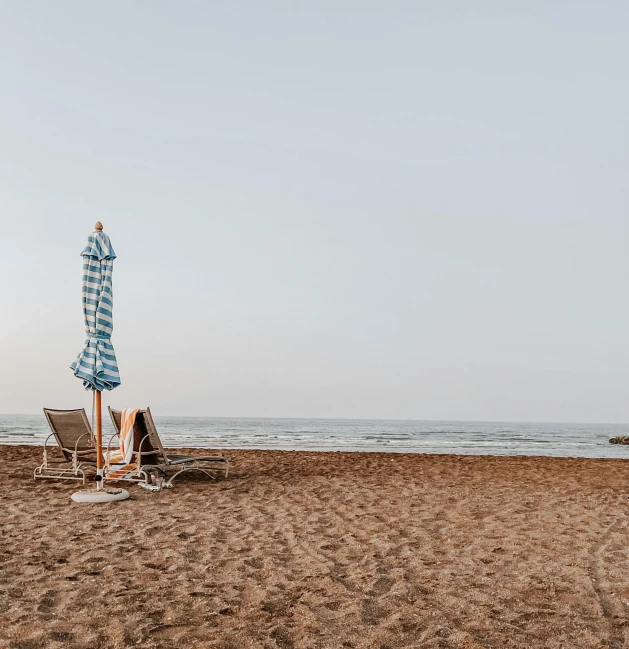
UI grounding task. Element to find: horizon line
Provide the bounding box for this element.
[1,413,626,427]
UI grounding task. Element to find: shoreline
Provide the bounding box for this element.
[3,445,629,647]
[3,414,626,460]
[9,441,629,462]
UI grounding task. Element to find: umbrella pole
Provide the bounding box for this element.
[95,390,103,490]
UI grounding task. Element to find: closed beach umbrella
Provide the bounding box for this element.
[70,222,123,497]
[71,224,120,392]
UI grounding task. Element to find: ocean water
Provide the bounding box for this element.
[1,415,627,459]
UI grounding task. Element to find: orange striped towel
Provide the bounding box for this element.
[105,408,140,477]
[120,408,141,464]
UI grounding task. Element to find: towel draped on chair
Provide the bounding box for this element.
[120,408,141,463]
[105,407,141,478]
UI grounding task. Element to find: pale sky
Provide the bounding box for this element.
[1,1,627,422]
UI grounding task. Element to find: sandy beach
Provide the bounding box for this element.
[2,446,629,649]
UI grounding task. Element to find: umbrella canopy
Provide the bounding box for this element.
[70,229,121,391]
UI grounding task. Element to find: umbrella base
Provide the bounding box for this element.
[71,488,130,503]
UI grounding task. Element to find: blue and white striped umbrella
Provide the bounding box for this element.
[70,229,121,391]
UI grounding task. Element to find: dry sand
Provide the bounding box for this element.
[2,445,629,649]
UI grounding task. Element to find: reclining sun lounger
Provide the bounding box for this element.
[35,408,98,483]
[106,407,229,486]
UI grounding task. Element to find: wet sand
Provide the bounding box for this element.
[1,445,629,648]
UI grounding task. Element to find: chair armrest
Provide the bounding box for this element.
[134,433,154,475]
[59,447,95,456]
[74,432,93,454]
[104,432,120,468]
[136,434,159,457]
[43,433,55,449]
[41,433,56,467]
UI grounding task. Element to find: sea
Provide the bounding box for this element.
[1,415,627,459]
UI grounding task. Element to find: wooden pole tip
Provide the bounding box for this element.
[95,221,103,231]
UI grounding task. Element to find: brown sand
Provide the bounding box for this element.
[1,446,629,649]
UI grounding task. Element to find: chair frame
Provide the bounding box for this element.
[34,408,97,484]
[103,427,158,486]
[106,407,229,486]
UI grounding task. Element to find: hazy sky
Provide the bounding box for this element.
[1,1,627,422]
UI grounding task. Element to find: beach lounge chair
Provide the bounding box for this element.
[34,408,98,483]
[106,407,229,486]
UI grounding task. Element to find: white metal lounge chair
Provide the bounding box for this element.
[35,408,98,483]
[106,408,229,486]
